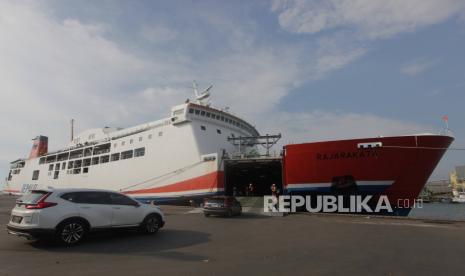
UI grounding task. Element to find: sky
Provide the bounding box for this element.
[1,0,464,184]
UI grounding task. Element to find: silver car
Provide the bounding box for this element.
[6,188,165,245]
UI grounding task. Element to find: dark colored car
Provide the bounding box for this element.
[203,196,242,217]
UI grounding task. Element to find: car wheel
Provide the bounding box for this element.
[204,213,210,217]
[56,220,86,245]
[141,214,161,234]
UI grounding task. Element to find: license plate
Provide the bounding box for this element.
[11,216,22,224]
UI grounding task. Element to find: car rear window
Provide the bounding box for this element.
[206,198,226,204]
[17,190,49,204]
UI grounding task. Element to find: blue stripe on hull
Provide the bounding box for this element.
[286,184,391,195]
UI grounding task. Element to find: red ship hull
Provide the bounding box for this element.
[283,135,454,215]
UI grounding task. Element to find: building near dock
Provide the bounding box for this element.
[451,165,465,203]
[451,166,465,191]
[419,180,451,202]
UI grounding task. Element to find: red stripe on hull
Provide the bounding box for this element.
[2,189,20,193]
[284,135,453,206]
[126,171,224,194]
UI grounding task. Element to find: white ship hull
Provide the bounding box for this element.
[3,102,259,203]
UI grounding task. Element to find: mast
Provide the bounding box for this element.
[70,119,75,142]
[192,80,212,105]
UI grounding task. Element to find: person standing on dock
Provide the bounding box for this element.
[271,183,279,198]
[247,183,255,196]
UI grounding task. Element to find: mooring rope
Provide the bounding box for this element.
[119,160,204,192]
[382,146,465,151]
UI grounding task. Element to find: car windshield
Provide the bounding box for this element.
[17,190,49,204]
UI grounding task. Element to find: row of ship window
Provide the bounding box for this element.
[7,170,19,181]
[200,125,240,138]
[40,132,161,165]
[31,148,145,181]
[189,108,253,133]
[40,143,112,164]
[114,132,162,149]
[9,162,25,179]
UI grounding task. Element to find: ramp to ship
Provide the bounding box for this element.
[235,196,284,216]
[224,157,283,197]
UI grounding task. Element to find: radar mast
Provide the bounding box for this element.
[192,80,212,105]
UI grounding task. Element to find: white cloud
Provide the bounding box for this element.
[272,0,465,39]
[270,0,461,91]
[310,36,366,79]
[401,58,440,76]
[203,49,301,117]
[0,1,301,165]
[258,111,434,146]
[0,1,151,160]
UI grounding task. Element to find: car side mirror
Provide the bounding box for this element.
[133,202,140,207]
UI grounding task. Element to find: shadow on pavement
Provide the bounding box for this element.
[29,229,211,261]
[203,213,270,220]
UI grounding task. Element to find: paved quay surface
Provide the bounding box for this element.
[1,194,465,276]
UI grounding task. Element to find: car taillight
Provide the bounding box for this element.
[26,202,57,209]
[26,193,57,209]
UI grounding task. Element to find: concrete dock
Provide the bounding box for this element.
[1,195,465,275]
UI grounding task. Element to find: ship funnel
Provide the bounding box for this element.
[29,136,48,159]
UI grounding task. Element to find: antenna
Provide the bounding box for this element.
[192,81,199,97]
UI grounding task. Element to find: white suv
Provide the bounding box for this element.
[6,188,165,245]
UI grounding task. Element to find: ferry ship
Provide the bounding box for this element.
[2,84,454,215]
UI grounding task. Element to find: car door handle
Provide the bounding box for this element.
[112,207,121,209]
